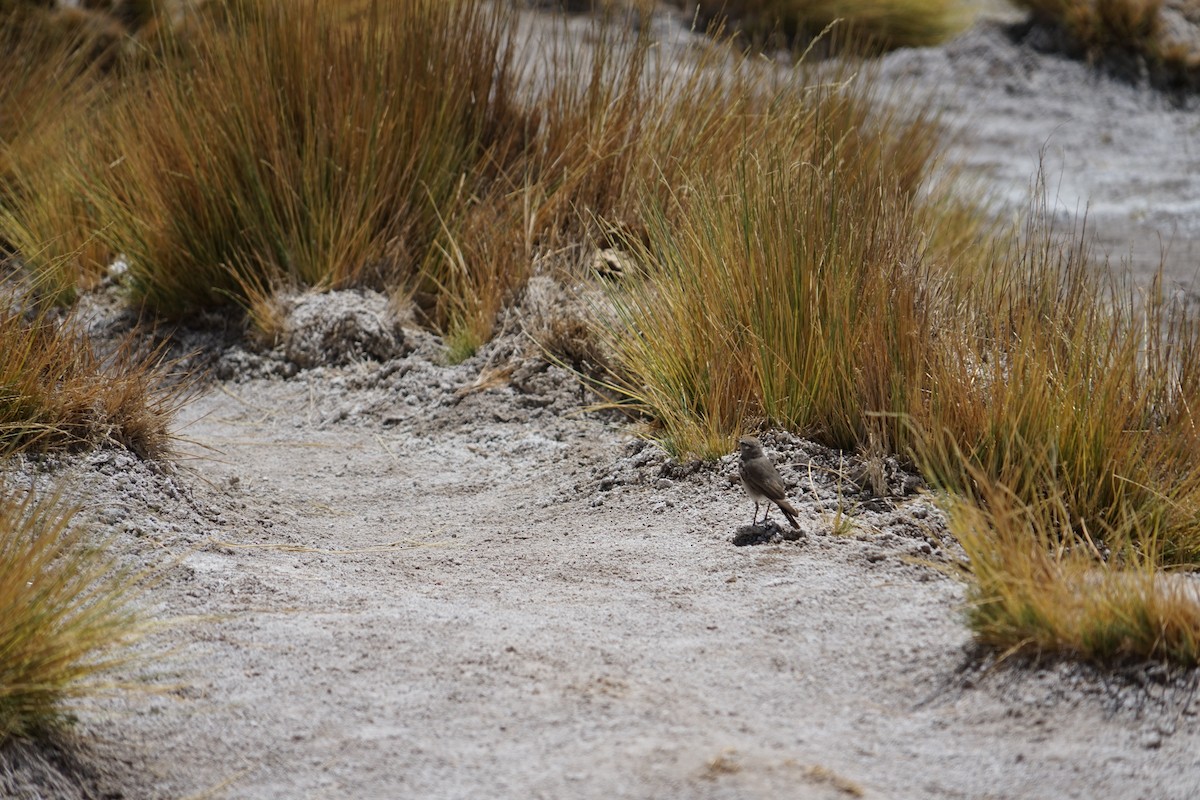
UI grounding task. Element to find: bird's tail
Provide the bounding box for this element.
[778,500,800,529]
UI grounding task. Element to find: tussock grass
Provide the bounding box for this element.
[686,0,972,51]
[77,0,525,324]
[62,0,785,354]
[0,156,113,307]
[599,74,967,458]
[0,8,115,302]
[0,9,103,180]
[917,219,1200,564]
[0,296,177,458]
[942,462,1200,666]
[0,489,146,740]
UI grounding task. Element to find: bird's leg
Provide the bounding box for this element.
[751,502,761,525]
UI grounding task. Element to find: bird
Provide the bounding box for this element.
[737,436,800,529]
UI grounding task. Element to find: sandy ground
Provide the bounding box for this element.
[23,326,1200,800]
[5,6,1200,800]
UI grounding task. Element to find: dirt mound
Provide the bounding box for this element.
[213,289,408,380]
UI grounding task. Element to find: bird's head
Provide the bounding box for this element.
[737,436,764,460]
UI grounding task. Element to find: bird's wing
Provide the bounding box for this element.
[755,460,789,498]
[762,475,787,498]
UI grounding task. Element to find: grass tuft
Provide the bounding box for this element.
[598,71,963,459]
[686,0,973,52]
[941,462,1200,667]
[915,191,1200,564]
[0,293,179,458]
[0,488,147,741]
[76,0,527,323]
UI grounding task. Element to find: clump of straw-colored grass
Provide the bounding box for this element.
[0,488,147,740]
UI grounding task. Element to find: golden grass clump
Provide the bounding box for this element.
[60,0,795,355]
[0,489,145,740]
[76,0,527,324]
[0,297,177,458]
[9,0,758,350]
[914,189,1200,563]
[0,7,104,169]
[599,74,965,458]
[942,463,1200,667]
[686,0,973,51]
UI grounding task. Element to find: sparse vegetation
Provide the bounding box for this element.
[0,2,183,457]
[45,0,737,354]
[915,206,1200,566]
[1017,0,1162,57]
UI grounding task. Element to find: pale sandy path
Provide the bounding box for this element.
[70,366,1200,799]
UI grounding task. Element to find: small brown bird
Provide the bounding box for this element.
[738,436,800,529]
